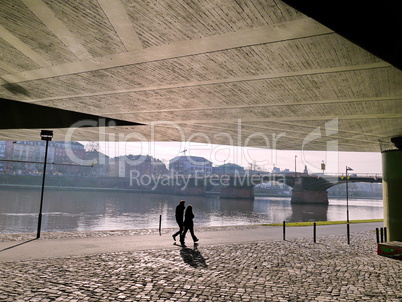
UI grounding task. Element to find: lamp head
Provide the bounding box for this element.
[391,136,402,150]
[40,130,53,141]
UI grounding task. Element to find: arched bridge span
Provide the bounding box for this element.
[148,173,382,203]
[217,173,382,203]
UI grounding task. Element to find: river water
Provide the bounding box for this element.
[0,188,383,233]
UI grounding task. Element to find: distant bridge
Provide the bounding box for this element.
[148,173,382,204]
[269,173,382,204]
[215,173,382,203]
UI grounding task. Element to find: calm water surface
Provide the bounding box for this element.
[0,188,383,233]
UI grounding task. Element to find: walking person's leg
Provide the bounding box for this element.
[173,221,183,241]
[181,225,188,245]
[189,225,198,242]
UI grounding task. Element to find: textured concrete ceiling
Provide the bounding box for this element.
[0,0,401,152]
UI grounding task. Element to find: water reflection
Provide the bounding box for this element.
[0,188,383,233]
[289,203,328,222]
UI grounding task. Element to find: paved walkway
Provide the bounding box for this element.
[0,222,382,261]
[1,222,402,301]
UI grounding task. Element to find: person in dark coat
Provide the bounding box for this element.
[180,204,198,246]
[172,200,186,241]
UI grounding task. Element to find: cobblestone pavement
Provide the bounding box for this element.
[1,230,402,301]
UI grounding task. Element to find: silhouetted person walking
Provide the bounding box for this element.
[172,200,185,241]
[180,204,198,246]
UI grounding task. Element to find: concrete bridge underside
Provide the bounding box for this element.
[0,1,401,241]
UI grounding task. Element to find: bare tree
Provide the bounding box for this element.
[85,142,100,152]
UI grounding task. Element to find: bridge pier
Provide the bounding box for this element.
[382,137,402,241]
[290,190,328,204]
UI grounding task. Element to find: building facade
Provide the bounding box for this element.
[109,155,169,178]
[0,141,6,172]
[0,141,86,175]
[213,163,245,175]
[169,156,212,176]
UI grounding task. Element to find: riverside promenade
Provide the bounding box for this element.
[1,222,401,301]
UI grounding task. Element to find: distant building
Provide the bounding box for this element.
[272,167,281,173]
[54,142,86,165]
[213,163,245,175]
[0,141,6,172]
[54,142,87,175]
[0,141,87,175]
[109,154,168,178]
[169,156,212,176]
[6,141,54,175]
[84,149,110,176]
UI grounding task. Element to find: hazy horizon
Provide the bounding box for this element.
[90,141,382,175]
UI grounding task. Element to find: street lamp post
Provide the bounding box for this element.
[294,155,297,176]
[346,166,353,244]
[321,160,325,175]
[37,130,53,239]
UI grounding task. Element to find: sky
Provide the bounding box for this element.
[86,141,383,176]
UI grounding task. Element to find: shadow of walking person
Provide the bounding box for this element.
[179,243,208,268]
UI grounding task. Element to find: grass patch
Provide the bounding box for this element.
[263,219,383,227]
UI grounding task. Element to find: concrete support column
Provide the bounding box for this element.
[291,190,329,204]
[382,148,402,241]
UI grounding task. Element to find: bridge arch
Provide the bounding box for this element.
[215,173,382,203]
